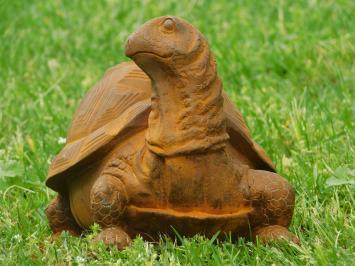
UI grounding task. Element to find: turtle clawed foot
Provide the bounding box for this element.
[254,225,300,245]
[94,227,132,250]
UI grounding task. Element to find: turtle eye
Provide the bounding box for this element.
[162,18,175,32]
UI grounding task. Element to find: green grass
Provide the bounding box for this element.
[0,0,354,264]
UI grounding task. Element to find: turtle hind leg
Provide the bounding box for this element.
[46,194,82,237]
[90,174,132,250]
[243,169,299,244]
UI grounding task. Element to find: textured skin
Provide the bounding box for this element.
[243,170,295,228]
[46,194,81,236]
[90,175,128,227]
[89,175,131,249]
[45,16,299,249]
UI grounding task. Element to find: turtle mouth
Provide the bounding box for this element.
[128,51,173,60]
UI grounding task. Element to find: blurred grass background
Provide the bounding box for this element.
[0,0,354,264]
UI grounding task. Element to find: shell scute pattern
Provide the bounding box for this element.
[48,140,83,175]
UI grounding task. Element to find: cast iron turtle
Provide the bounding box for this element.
[46,16,298,250]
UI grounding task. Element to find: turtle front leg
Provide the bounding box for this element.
[46,194,82,237]
[90,174,132,250]
[242,169,299,244]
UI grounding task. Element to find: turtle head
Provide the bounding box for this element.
[125,16,211,83]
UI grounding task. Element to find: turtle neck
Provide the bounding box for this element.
[145,43,229,156]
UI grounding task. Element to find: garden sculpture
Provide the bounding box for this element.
[45,16,299,250]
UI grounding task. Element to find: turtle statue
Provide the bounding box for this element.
[46,16,299,250]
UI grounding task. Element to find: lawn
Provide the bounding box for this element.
[0,0,354,265]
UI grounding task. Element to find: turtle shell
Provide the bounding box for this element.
[46,61,274,192]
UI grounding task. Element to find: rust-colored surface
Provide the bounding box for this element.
[45,16,298,250]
